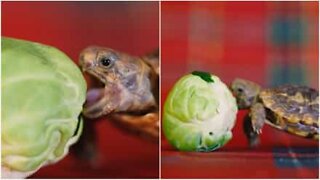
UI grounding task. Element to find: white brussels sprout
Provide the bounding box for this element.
[163,71,238,152]
[1,37,86,178]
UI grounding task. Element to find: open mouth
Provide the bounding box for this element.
[83,72,105,108]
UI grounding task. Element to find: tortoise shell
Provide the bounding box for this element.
[259,85,319,139]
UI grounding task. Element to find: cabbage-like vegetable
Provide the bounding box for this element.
[1,37,86,178]
[163,71,238,152]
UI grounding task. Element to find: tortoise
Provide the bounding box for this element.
[230,78,319,147]
[73,46,159,162]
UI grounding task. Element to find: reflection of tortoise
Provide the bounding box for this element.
[231,79,319,147]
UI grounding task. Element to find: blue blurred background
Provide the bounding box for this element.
[162,1,318,92]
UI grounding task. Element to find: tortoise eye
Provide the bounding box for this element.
[100,57,113,67]
[237,88,244,93]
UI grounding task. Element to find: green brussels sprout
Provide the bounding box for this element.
[1,37,86,178]
[163,71,238,152]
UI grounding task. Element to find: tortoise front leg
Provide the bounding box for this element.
[72,119,99,166]
[243,102,266,147]
[250,102,266,134]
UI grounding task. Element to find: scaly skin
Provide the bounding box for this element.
[74,47,159,163]
[231,78,319,147]
[79,46,158,118]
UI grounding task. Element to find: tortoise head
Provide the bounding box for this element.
[79,46,146,85]
[231,78,261,109]
[79,46,154,118]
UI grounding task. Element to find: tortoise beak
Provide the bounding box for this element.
[79,56,96,73]
[79,47,99,72]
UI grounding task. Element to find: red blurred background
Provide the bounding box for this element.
[2,2,159,178]
[161,1,319,178]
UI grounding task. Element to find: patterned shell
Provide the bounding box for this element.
[259,85,319,139]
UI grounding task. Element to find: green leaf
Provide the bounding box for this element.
[192,71,214,83]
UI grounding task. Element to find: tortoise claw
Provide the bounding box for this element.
[257,129,262,134]
[252,127,262,134]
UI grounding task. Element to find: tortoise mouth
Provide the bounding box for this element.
[86,88,104,107]
[83,71,105,108]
